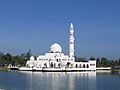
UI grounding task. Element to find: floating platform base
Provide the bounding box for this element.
[19,67,96,72]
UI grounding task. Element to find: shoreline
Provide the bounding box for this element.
[112,69,120,72]
[0,67,120,72]
[0,67,9,71]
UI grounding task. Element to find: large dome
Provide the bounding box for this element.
[50,43,62,53]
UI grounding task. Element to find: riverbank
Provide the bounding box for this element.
[0,67,8,71]
[0,87,4,90]
[112,68,120,72]
[0,67,120,72]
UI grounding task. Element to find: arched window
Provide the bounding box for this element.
[51,62,53,68]
[87,64,89,68]
[58,63,60,68]
[76,64,78,68]
[54,63,56,68]
[44,63,47,68]
[79,64,81,68]
[83,64,85,68]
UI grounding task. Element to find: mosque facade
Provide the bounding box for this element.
[25,23,96,71]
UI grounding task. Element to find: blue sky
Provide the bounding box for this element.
[0,0,120,59]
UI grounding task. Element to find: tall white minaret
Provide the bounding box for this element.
[69,23,75,57]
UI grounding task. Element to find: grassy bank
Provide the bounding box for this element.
[0,67,8,71]
[112,69,120,72]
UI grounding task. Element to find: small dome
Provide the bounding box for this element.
[30,56,35,60]
[50,43,62,53]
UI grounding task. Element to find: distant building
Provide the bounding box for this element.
[26,23,96,71]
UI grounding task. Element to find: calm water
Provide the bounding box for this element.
[0,71,120,90]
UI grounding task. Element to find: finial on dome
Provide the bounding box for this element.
[70,23,73,28]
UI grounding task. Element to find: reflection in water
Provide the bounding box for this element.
[0,71,96,90]
[23,72,96,90]
[1,71,120,90]
[66,72,96,90]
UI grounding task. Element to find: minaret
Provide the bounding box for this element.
[69,23,75,57]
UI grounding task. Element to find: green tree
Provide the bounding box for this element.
[118,59,120,66]
[90,57,95,60]
[0,52,4,64]
[26,49,32,60]
[101,57,107,67]
[96,57,100,67]
[5,53,12,64]
[75,56,87,62]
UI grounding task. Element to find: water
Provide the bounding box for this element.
[0,71,120,90]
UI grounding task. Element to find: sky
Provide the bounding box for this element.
[0,0,120,60]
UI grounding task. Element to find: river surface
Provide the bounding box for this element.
[0,71,120,90]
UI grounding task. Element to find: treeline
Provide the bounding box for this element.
[0,50,120,68]
[96,57,120,68]
[75,56,120,67]
[0,50,32,67]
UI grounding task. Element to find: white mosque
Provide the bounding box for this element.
[19,23,96,71]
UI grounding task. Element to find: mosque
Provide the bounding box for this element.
[20,23,96,71]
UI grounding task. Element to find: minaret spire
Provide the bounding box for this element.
[69,23,75,57]
[70,23,73,28]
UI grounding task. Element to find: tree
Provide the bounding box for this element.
[26,49,32,60]
[90,57,95,60]
[96,57,100,67]
[118,59,120,66]
[75,56,87,62]
[101,57,107,67]
[5,53,12,64]
[0,52,4,64]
